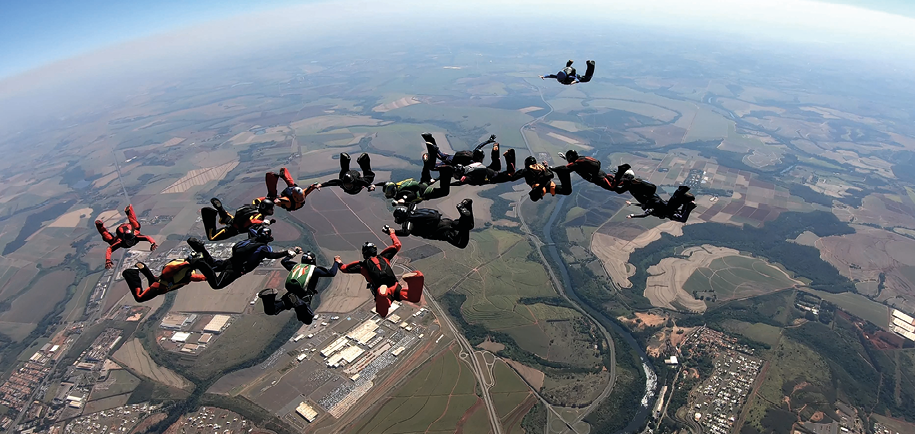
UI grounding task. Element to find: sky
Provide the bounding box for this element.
[0,0,309,78]
[2,0,915,82]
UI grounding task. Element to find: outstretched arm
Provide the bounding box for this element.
[280,256,297,271]
[135,234,157,249]
[105,240,123,268]
[339,261,362,274]
[379,232,402,260]
[314,260,341,278]
[320,179,342,188]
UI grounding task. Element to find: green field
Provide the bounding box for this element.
[350,346,485,434]
[490,361,532,420]
[719,320,781,347]
[89,370,141,401]
[801,288,890,329]
[682,255,798,301]
[181,313,291,381]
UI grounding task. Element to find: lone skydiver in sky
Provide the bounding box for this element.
[423,133,497,172]
[553,149,616,191]
[509,155,573,201]
[340,227,424,318]
[381,154,453,205]
[96,204,157,269]
[540,60,595,85]
[186,227,293,289]
[122,259,207,303]
[201,197,275,241]
[392,199,474,248]
[317,152,376,195]
[259,250,343,324]
[258,167,317,212]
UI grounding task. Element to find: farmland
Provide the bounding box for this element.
[112,339,193,390]
[349,346,487,434]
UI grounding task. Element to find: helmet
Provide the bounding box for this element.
[119,226,136,241]
[342,173,355,185]
[255,227,273,243]
[472,149,485,163]
[383,182,397,199]
[393,206,409,223]
[557,71,568,81]
[564,150,579,162]
[524,156,537,168]
[455,164,465,174]
[301,251,316,265]
[258,199,275,216]
[362,242,378,259]
[290,186,305,202]
[621,169,636,181]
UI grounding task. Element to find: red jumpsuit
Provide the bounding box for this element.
[257,167,317,212]
[123,260,207,303]
[340,232,425,318]
[96,205,157,268]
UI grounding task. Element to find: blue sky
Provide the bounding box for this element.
[0,0,307,78]
[1,0,914,81]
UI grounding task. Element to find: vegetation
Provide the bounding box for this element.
[520,400,547,434]
[629,211,855,295]
[583,329,645,433]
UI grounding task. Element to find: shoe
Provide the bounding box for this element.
[340,152,351,162]
[186,253,204,264]
[677,185,690,193]
[357,153,370,165]
[124,205,133,215]
[566,60,574,67]
[186,237,206,253]
[587,60,595,66]
[210,198,224,211]
[135,262,146,270]
[421,132,436,145]
[458,199,473,214]
[503,148,515,158]
[280,167,292,179]
[95,220,105,230]
[492,143,499,152]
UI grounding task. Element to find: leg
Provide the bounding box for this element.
[339,153,352,178]
[259,289,283,315]
[420,152,437,184]
[193,262,240,289]
[264,172,281,199]
[201,208,239,241]
[374,286,394,318]
[672,201,697,223]
[579,60,595,83]
[293,302,315,324]
[400,271,425,303]
[487,144,501,172]
[96,220,115,244]
[555,168,573,196]
[422,167,453,200]
[278,167,296,187]
[123,268,157,303]
[503,148,516,175]
[125,205,141,230]
[357,153,376,185]
[441,218,471,249]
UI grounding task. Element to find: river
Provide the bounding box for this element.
[542,193,657,434]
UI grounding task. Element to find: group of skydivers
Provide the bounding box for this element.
[94,59,697,324]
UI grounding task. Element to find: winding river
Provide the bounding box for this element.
[542,193,658,434]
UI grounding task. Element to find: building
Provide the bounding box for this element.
[321,336,349,358]
[203,315,231,333]
[296,402,318,422]
[171,332,191,343]
[392,346,406,356]
[346,320,379,345]
[338,346,365,364]
[160,313,197,330]
[198,333,214,344]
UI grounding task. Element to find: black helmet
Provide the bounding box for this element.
[565,150,579,162]
[362,242,377,259]
[301,251,316,265]
[119,226,136,241]
[393,206,409,223]
[342,173,355,185]
[524,156,537,167]
[258,199,275,216]
[255,227,273,243]
[472,149,485,163]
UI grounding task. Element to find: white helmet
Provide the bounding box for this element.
[622,169,636,181]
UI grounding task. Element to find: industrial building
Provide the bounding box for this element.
[170,332,191,343]
[203,315,231,333]
[296,402,318,422]
[160,313,197,330]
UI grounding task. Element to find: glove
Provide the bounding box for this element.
[265,219,276,225]
[294,247,303,254]
[105,260,114,269]
[150,243,158,251]
[382,225,391,234]
[286,250,297,257]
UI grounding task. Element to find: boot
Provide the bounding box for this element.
[259,289,279,315]
[356,152,370,166]
[340,152,351,163]
[566,60,574,67]
[457,199,473,217]
[421,132,436,145]
[186,237,206,253]
[95,220,105,231]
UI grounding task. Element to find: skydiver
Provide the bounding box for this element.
[317,152,376,195]
[451,147,518,186]
[258,167,317,212]
[201,197,276,241]
[186,228,293,289]
[339,227,424,318]
[96,204,157,269]
[122,259,207,303]
[258,251,343,324]
[392,199,474,249]
[540,60,595,85]
[509,154,573,201]
[423,133,497,172]
[381,153,454,205]
[553,150,616,191]
[615,171,697,222]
